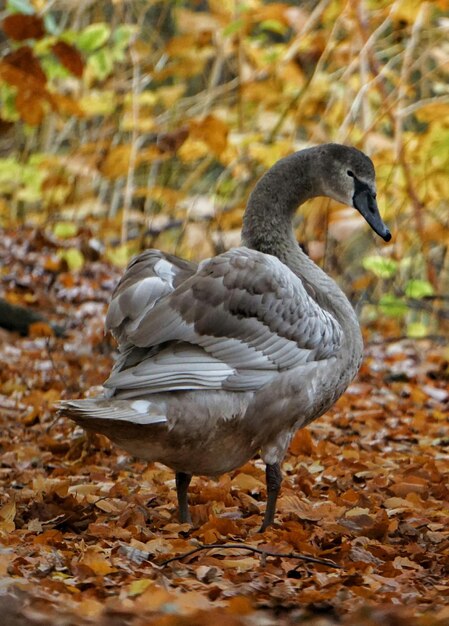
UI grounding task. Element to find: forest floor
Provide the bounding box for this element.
[1,227,449,626]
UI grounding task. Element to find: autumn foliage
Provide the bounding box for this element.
[1,1,449,624]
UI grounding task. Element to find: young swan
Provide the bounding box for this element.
[59,144,391,531]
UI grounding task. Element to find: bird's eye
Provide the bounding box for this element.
[347,170,354,177]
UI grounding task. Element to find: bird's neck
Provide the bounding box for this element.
[242,150,363,376]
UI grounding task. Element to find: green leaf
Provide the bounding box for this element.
[406,321,429,339]
[53,222,78,239]
[379,294,408,318]
[77,23,110,53]
[259,19,288,35]
[223,19,245,37]
[405,279,434,299]
[113,25,137,49]
[88,49,113,80]
[41,56,70,81]
[362,255,398,278]
[0,84,19,121]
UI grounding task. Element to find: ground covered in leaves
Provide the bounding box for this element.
[1,227,449,625]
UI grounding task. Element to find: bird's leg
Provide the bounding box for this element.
[260,462,282,532]
[175,472,192,524]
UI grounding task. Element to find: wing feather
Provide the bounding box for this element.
[105,249,197,343]
[105,247,343,395]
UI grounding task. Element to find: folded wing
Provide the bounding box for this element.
[104,247,343,397]
[105,249,197,344]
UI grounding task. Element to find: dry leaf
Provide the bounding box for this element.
[52,41,84,78]
[2,14,45,41]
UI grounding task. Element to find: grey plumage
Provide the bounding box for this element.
[59,143,390,529]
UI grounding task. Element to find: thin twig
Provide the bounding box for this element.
[45,337,71,391]
[121,26,142,245]
[157,542,341,569]
[367,334,448,346]
[399,94,449,118]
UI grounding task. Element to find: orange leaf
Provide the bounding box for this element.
[2,14,45,41]
[227,596,253,615]
[15,88,45,126]
[51,41,84,78]
[190,115,229,156]
[51,93,84,117]
[28,321,54,338]
[79,547,117,575]
[290,428,314,456]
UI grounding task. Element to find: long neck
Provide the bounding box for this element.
[242,149,363,374]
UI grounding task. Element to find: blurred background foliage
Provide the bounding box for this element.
[0,0,448,339]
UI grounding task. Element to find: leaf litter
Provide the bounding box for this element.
[1,226,449,625]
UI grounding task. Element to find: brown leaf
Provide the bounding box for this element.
[280,495,345,521]
[0,497,16,533]
[2,14,45,41]
[157,126,189,153]
[2,46,47,85]
[51,41,84,78]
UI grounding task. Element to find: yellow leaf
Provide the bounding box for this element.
[59,248,84,271]
[177,137,210,162]
[128,578,153,597]
[53,222,78,239]
[106,243,136,268]
[392,0,427,23]
[80,91,117,116]
[100,145,131,179]
[416,103,449,124]
[249,140,293,168]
